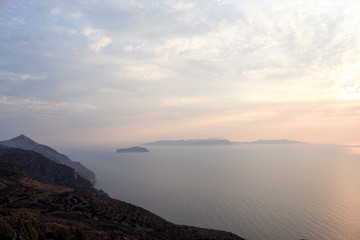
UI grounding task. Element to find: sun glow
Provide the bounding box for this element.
[335,71,360,100]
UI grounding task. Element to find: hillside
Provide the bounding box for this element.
[0,135,96,182]
[0,147,244,240]
[0,145,101,194]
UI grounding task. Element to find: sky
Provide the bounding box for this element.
[1,0,360,147]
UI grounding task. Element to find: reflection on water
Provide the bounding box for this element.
[344,145,360,155]
[67,144,360,240]
[326,151,360,240]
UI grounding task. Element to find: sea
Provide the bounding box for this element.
[64,144,360,240]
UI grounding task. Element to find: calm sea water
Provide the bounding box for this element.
[65,144,360,240]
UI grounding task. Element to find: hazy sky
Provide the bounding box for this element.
[1,0,360,147]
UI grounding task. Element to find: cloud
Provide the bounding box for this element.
[91,36,112,52]
[332,70,360,100]
[82,27,112,52]
[82,27,96,36]
[161,97,216,107]
[167,0,196,11]
[1,0,360,144]
[0,96,97,115]
[0,71,32,82]
[70,12,82,19]
[98,88,130,94]
[51,7,61,15]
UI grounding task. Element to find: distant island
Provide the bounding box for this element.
[116,146,149,153]
[144,138,304,146]
[144,138,233,146]
[236,139,305,144]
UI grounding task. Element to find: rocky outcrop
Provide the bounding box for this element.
[0,135,96,182]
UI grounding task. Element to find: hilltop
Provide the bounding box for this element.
[0,135,96,182]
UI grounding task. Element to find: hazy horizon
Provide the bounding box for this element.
[1,0,360,147]
[1,133,355,152]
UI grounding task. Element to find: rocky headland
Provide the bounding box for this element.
[0,139,244,240]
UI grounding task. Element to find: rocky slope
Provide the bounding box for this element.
[0,146,101,195]
[0,146,244,240]
[0,135,96,182]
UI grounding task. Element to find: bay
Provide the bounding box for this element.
[65,144,360,240]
